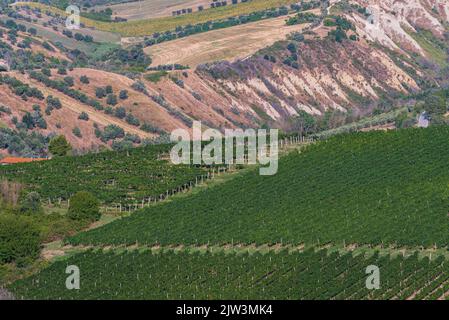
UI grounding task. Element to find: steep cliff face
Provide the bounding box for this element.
[194,38,419,124]
[348,0,449,55]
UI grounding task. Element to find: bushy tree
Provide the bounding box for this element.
[95,87,106,99]
[67,191,100,222]
[57,67,67,75]
[114,106,126,119]
[49,135,72,157]
[0,214,40,265]
[72,127,82,138]
[78,112,89,121]
[80,75,89,84]
[64,76,74,87]
[106,94,117,106]
[119,90,128,100]
[20,192,42,214]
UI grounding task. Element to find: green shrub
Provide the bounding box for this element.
[80,75,89,84]
[72,127,82,138]
[106,94,117,106]
[67,192,100,222]
[0,214,40,265]
[119,90,128,100]
[78,112,89,121]
[20,192,42,214]
[49,135,72,157]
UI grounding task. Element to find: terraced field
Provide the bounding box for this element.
[9,249,449,300]
[68,126,449,248]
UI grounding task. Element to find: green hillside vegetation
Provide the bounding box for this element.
[68,126,449,248]
[407,28,449,67]
[9,248,449,300]
[0,144,207,205]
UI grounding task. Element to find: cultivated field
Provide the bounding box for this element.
[95,0,212,20]
[0,143,207,205]
[68,127,449,248]
[13,0,301,36]
[10,249,449,300]
[145,15,311,67]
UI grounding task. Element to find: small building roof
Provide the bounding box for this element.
[0,157,47,164]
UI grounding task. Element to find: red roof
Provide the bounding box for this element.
[0,157,47,164]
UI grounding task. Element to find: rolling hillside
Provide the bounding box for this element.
[68,126,449,248]
[7,125,449,300]
[3,1,447,137]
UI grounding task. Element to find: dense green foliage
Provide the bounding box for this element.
[286,12,320,25]
[19,192,42,214]
[0,144,207,205]
[0,214,40,265]
[48,135,72,157]
[0,75,44,101]
[67,192,100,222]
[325,16,356,43]
[9,249,449,300]
[0,127,49,157]
[69,127,449,247]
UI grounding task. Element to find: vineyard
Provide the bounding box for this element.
[0,143,207,205]
[14,0,302,36]
[9,248,449,300]
[68,126,449,248]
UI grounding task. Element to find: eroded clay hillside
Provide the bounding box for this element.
[140,0,449,131]
[177,0,449,129]
[0,0,448,155]
[349,0,449,54]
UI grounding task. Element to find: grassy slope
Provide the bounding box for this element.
[68,126,449,248]
[406,28,449,67]
[14,0,299,36]
[9,248,449,300]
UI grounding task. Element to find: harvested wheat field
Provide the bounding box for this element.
[95,0,212,20]
[145,16,310,67]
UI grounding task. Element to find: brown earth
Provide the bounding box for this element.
[145,14,313,68]
[95,0,213,20]
[0,80,107,151]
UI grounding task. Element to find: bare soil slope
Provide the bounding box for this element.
[145,15,313,67]
[95,0,212,20]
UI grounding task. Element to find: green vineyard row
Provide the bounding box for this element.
[68,126,449,248]
[0,143,207,205]
[9,248,449,300]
